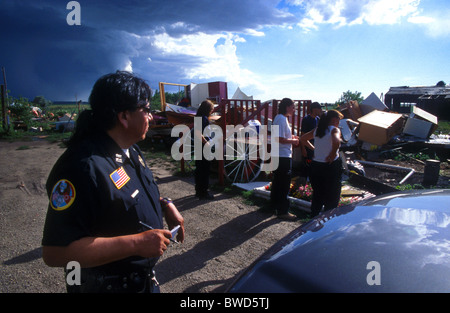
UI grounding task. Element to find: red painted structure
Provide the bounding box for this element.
[180,98,311,185]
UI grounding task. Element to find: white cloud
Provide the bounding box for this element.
[123,60,133,72]
[271,74,305,83]
[409,10,450,38]
[244,29,266,37]
[361,0,420,25]
[152,31,264,90]
[293,0,450,39]
[153,32,219,58]
[150,29,309,102]
[294,0,421,30]
[408,15,436,24]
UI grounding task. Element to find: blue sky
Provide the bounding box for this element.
[1,0,449,103]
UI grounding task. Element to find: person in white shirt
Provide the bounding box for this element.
[270,98,299,220]
[300,109,344,217]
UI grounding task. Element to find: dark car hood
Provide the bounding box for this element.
[229,189,450,293]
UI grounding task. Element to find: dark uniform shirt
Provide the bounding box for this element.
[42,132,164,275]
[301,114,319,160]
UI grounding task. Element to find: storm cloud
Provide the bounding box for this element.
[0,0,296,100]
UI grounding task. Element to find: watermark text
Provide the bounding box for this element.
[171,117,280,171]
[66,1,81,26]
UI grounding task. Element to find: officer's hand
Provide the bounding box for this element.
[135,229,172,258]
[164,204,185,243]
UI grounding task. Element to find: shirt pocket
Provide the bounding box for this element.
[143,168,159,191]
[121,190,140,212]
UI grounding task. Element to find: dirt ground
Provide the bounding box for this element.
[0,139,301,293]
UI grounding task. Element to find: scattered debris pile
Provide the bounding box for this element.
[336,98,449,193]
[54,113,76,132]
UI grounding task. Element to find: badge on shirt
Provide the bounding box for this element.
[50,179,76,211]
[110,167,130,189]
[138,155,146,168]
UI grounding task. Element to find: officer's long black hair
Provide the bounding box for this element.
[68,71,152,147]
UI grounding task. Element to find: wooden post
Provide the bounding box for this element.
[159,82,166,111]
[218,99,227,186]
[2,67,9,131]
[1,85,6,130]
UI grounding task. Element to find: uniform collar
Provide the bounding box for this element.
[93,132,132,167]
[92,132,146,170]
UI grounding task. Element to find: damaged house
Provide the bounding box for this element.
[384,82,450,120]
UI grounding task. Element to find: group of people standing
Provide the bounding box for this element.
[270,98,344,219]
[187,97,345,219]
[176,98,343,220]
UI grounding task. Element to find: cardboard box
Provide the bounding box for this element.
[402,106,438,139]
[340,100,362,120]
[357,110,404,146]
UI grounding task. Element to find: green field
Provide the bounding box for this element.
[437,120,450,134]
[47,102,90,116]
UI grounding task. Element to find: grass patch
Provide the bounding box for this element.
[436,120,450,135]
[213,183,271,209]
[138,138,179,173]
[16,145,31,150]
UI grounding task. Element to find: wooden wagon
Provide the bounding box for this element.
[174,97,311,185]
[153,82,311,184]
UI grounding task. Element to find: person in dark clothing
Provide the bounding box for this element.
[300,102,322,181]
[194,100,215,200]
[42,71,184,293]
[300,109,343,217]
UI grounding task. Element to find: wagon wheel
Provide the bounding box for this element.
[223,133,263,184]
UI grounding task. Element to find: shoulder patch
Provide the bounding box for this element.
[50,179,76,211]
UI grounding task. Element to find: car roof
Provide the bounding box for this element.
[228,189,450,293]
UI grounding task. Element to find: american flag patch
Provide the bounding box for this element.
[109,167,130,189]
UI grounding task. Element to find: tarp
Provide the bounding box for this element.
[166,103,197,114]
[360,92,388,115]
[231,87,253,100]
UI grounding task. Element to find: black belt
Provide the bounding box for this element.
[66,267,160,293]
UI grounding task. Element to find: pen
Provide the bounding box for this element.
[139,221,178,243]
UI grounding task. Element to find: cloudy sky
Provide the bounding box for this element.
[1,0,449,103]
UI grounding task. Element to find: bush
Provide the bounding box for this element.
[8,97,33,125]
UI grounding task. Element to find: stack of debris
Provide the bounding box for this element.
[337,93,448,192]
[338,94,444,149]
[55,113,76,132]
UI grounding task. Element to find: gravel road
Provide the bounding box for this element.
[0,139,301,293]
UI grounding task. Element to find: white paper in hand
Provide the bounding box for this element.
[170,225,180,242]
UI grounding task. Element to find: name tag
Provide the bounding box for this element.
[131,189,139,198]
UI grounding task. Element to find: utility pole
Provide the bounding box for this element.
[1,84,6,130]
[1,67,9,131]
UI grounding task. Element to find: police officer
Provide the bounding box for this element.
[42,71,185,293]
